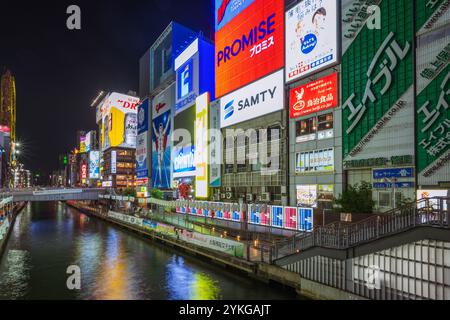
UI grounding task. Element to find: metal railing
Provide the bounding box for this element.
[273,197,450,261]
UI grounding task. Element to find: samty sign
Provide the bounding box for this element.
[290,73,338,119]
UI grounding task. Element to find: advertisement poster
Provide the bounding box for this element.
[101,92,140,151]
[220,70,284,128]
[297,185,318,208]
[89,151,100,179]
[152,110,172,189]
[286,0,338,83]
[215,0,285,98]
[136,133,148,179]
[284,207,298,230]
[210,100,222,187]
[271,206,283,228]
[249,204,261,225]
[290,73,338,119]
[416,23,450,185]
[173,106,196,179]
[85,132,92,153]
[195,93,209,199]
[342,0,414,161]
[215,0,255,31]
[111,150,117,174]
[138,99,149,134]
[298,207,314,232]
[80,135,86,153]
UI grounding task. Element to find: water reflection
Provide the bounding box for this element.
[166,256,221,300]
[0,202,297,300]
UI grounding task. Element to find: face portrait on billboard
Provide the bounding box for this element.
[312,7,327,35]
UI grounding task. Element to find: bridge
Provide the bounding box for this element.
[0,188,105,203]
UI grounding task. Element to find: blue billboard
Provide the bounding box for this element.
[272,206,283,228]
[298,208,314,232]
[138,99,149,134]
[373,168,415,179]
[152,110,172,189]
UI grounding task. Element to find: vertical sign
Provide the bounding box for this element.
[272,206,283,228]
[298,208,314,232]
[111,150,117,174]
[210,100,222,187]
[284,207,298,230]
[285,0,339,83]
[195,93,210,199]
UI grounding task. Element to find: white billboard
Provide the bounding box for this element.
[89,151,100,179]
[111,150,117,174]
[286,0,338,83]
[151,83,175,120]
[195,93,209,199]
[220,69,284,128]
[85,131,92,153]
[101,92,140,151]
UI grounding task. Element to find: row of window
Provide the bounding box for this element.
[295,112,334,143]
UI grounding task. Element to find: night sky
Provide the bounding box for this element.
[0,0,213,176]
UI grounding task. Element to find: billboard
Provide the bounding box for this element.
[101,92,140,151]
[136,133,149,179]
[85,132,92,153]
[285,0,339,83]
[296,185,318,208]
[220,69,284,128]
[290,73,338,119]
[210,100,222,188]
[174,38,215,115]
[416,20,450,185]
[89,151,100,179]
[111,150,117,174]
[342,0,414,161]
[79,135,86,153]
[215,0,255,31]
[152,110,172,189]
[138,99,149,134]
[195,93,210,199]
[215,0,285,98]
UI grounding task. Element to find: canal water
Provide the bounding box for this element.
[0,202,298,300]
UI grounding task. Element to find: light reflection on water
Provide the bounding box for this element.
[0,202,297,300]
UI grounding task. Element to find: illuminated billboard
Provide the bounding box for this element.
[215,0,255,31]
[79,136,86,153]
[152,109,172,189]
[85,132,92,153]
[290,73,338,119]
[101,92,140,151]
[194,93,209,199]
[136,133,148,180]
[215,0,284,98]
[174,38,215,115]
[89,151,100,179]
[286,0,338,82]
[173,106,196,179]
[220,70,284,128]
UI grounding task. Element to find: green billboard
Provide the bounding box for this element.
[415,0,450,184]
[342,0,414,160]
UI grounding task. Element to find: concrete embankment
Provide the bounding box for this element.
[0,202,27,260]
[66,201,366,300]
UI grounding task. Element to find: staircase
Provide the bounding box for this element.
[273,197,449,262]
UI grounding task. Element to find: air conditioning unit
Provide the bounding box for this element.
[261,193,271,202]
[213,194,220,201]
[225,187,232,192]
[220,193,226,199]
[257,195,262,202]
[246,194,254,202]
[226,193,233,200]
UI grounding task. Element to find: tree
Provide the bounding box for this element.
[334,182,374,214]
[123,187,136,197]
[150,189,164,200]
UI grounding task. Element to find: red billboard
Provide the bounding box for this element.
[215,0,284,98]
[289,73,338,119]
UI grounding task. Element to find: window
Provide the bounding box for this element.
[296,148,334,173]
[379,192,391,207]
[296,117,317,142]
[295,112,334,143]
